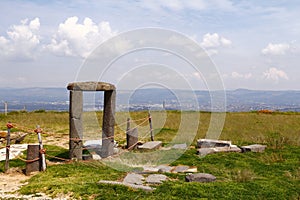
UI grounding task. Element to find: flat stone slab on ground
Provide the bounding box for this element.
[99,180,154,192]
[123,173,144,185]
[240,144,266,153]
[185,173,216,183]
[138,141,162,150]
[146,174,168,184]
[197,146,242,156]
[197,139,231,148]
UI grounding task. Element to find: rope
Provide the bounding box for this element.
[17,156,40,163]
[45,154,71,162]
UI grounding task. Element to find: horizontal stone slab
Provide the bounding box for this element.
[197,139,231,148]
[185,173,216,183]
[240,144,267,153]
[67,81,116,91]
[138,141,162,150]
[197,146,242,156]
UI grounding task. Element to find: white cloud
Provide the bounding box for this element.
[141,0,234,11]
[200,33,232,55]
[0,17,41,60]
[231,72,252,79]
[261,43,290,55]
[263,67,289,81]
[46,16,117,58]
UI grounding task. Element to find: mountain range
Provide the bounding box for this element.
[0,87,299,112]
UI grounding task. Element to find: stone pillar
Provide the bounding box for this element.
[101,90,116,158]
[127,128,138,150]
[69,90,83,160]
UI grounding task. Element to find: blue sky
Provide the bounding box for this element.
[0,0,299,90]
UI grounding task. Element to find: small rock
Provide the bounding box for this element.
[197,139,231,148]
[185,173,216,183]
[172,165,190,173]
[146,174,168,184]
[157,165,174,173]
[138,141,162,150]
[240,144,266,153]
[123,173,144,185]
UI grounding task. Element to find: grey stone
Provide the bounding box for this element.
[197,139,231,148]
[197,146,242,156]
[241,144,266,153]
[185,173,216,183]
[67,81,116,91]
[172,165,190,173]
[99,180,154,191]
[157,165,174,173]
[123,173,144,185]
[146,174,167,184]
[138,141,162,150]
[101,90,116,158]
[127,128,138,149]
[172,143,187,150]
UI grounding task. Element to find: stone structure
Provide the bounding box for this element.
[67,81,116,159]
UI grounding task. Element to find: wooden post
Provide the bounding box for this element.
[148,111,154,141]
[26,145,40,175]
[4,122,12,173]
[36,125,46,171]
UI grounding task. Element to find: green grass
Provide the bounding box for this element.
[0,111,299,199]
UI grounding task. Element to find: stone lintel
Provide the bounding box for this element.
[67,81,116,91]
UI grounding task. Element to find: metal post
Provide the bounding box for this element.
[5,122,13,173]
[36,125,46,171]
[148,111,154,141]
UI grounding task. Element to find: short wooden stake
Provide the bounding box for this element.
[26,145,40,175]
[148,111,154,141]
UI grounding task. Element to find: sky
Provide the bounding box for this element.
[0,0,299,90]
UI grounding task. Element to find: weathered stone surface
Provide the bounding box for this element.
[123,173,144,185]
[69,90,83,160]
[185,173,216,183]
[99,180,154,191]
[138,141,162,150]
[172,165,190,173]
[197,139,231,148]
[146,174,167,184]
[172,143,187,149]
[101,90,116,158]
[127,128,138,149]
[241,144,266,153]
[157,165,174,173]
[197,146,241,156]
[67,81,116,91]
[69,91,83,119]
[69,118,83,160]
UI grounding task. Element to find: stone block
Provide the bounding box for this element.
[138,141,162,150]
[240,144,266,153]
[197,139,231,148]
[146,174,167,184]
[185,173,216,183]
[123,173,144,185]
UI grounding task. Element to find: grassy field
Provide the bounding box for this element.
[0,111,299,199]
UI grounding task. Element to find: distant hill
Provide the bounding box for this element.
[0,87,299,112]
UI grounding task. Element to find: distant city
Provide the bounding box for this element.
[0,88,300,113]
